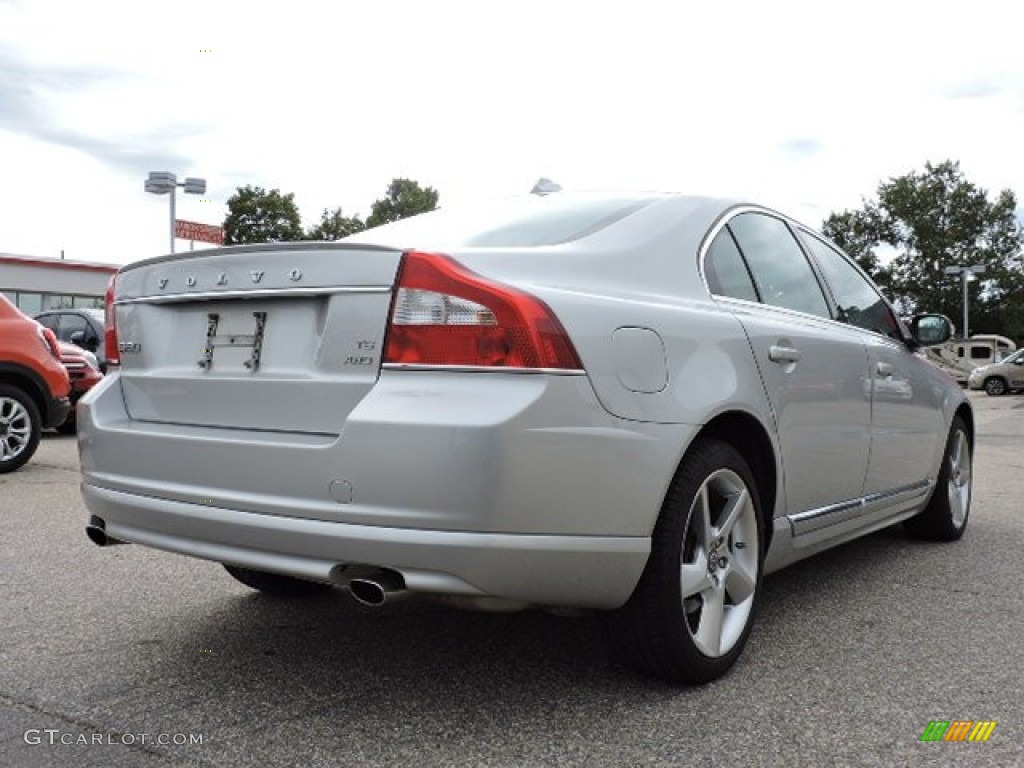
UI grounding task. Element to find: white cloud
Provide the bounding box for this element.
[1,0,1022,264]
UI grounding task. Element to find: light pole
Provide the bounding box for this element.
[943,264,987,340]
[144,172,207,253]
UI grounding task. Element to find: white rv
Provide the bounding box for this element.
[924,334,1016,383]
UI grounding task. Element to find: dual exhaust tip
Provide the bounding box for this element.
[86,516,404,607]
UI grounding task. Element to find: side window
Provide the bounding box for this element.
[57,314,88,343]
[800,232,900,339]
[970,347,991,360]
[727,213,830,318]
[36,314,59,332]
[704,228,759,301]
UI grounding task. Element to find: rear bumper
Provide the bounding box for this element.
[78,370,694,608]
[83,483,649,608]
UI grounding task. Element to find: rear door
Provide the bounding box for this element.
[704,212,871,516]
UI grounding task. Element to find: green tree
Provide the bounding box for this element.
[223,185,304,244]
[821,209,889,279]
[365,178,439,228]
[822,160,1023,337]
[305,207,365,241]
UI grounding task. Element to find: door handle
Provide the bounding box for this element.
[768,345,801,364]
[876,361,894,377]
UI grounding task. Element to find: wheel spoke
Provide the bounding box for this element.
[694,585,725,656]
[694,484,712,549]
[725,558,757,604]
[715,488,749,540]
[680,552,711,599]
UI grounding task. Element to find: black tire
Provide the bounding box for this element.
[56,413,77,435]
[223,564,333,597]
[984,377,1007,396]
[605,438,763,684]
[0,384,42,474]
[905,416,972,542]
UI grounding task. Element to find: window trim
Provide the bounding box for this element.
[698,206,833,321]
[794,227,908,343]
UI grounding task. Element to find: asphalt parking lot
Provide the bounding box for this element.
[1,390,1022,767]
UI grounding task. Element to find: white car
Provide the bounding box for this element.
[79,193,972,683]
[967,347,1024,395]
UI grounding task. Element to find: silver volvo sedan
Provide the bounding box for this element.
[79,193,972,684]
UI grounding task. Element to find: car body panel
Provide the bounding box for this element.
[862,334,949,494]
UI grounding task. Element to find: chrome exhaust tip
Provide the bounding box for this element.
[85,516,126,547]
[348,570,404,607]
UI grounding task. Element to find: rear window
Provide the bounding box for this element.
[348,196,654,248]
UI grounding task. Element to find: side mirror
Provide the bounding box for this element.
[71,330,99,352]
[909,314,953,347]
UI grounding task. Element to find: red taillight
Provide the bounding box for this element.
[104,274,120,366]
[383,252,583,370]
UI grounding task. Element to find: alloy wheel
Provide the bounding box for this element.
[947,429,971,529]
[0,396,32,463]
[679,468,760,658]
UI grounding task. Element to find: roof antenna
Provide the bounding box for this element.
[530,177,562,196]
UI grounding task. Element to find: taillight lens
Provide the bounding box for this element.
[37,326,60,359]
[384,252,583,370]
[104,274,120,366]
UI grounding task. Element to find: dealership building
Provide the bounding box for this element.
[0,253,117,314]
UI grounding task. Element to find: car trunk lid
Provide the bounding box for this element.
[113,243,402,434]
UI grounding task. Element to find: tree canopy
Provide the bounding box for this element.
[306,207,365,241]
[222,178,438,246]
[365,178,439,228]
[223,186,304,245]
[822,160,1023,338]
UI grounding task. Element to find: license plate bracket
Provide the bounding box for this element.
[198,311,267,371]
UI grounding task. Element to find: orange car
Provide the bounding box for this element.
[0,295,71,472]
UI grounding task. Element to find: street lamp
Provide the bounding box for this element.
[144,171,207,253]
[943,264,987,340]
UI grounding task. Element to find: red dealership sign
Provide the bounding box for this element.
[174,219,225,245]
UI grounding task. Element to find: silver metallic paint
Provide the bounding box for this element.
[79,195,971,608]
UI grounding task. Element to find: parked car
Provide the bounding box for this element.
[34,308,107,371]
[56,341,103,433]
[967,347,1024,395]
[0,296,71,473]
[79,194,972,684]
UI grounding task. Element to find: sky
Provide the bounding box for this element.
[1,0,1022,266]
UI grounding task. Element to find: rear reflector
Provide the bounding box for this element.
[104,275,120,366]
[384,252,583,370]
